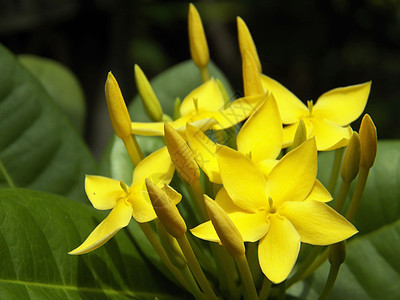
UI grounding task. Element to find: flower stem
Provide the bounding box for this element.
[0,158,15,188]
[333,180,351,213]
[259,277,272,300]
[200,66,210,82]
[246,242,262,287]
[235,253,259,300]
[318,263,340,300]
[214,245,240,299]
[189,179,208,221]
[346,167,370,221]
[122,135,143,167]
[176,234,219,300]
[327,148,345,194]
[138,223,190,291]
[181,265,206,300]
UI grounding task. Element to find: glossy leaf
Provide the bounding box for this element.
[0,188,185,299]
[0,44,95,202]
[18,54,86,134]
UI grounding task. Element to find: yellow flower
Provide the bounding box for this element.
[261,76,371,151]
[69,147,176,255]
[186,93,282,183]
[131,78,265,137]
[191,138,357,283]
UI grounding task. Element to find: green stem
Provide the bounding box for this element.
[318,263,341,300]
[138,223,189,291]
[258,277,272,300]
[346,167,370,221]
[246,242,262,287]
[181,265,206,300]
[333,180,351,213]
[0,158,15,188]
[277,281,286,300]
[327,148,345,194]
[286,246,323,288]
[300,248,329,282]
[235,254,259,300]
[189,179,208,221]
[176,234,219,300]
[200,66,210,83]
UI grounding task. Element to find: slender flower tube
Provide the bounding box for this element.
[188,3,210,81]
[134,64,164,122]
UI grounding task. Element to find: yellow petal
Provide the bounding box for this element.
[217,145,268,212]
[180,79,225,116]
[69,200,133,255]
[313,81,371,126]
[215,187,246,213]
[237,94,282,162]
[267,138,317,206]
[130,187,157,223]
[212,94,265,130]
[85,175,124,210]
[304,180,332,202]
[260,74,308,124]
[191,220,220,243]
[186,124,222,183]
[312,118,352,151]
[258,214,300,284]
[131,146,174,187]
[229,211,269,242]
[280,200,358,245]
[256,159,279,177]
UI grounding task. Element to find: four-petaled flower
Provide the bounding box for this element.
[191,138,357,283]
[260,75,371,151]
[69,147,179,255]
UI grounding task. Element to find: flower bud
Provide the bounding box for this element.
[134,65,163,122]
[164,123,200,183]
[237,16,261,73]
[188,3,209,69]
[359,114,377,169]
[329,241,346,267]
[204,195,245,257]
[105,72,132,139]
[145,180,187,238]
[341,132,361,182]
[242,50,264,97]
[290,119,307,150]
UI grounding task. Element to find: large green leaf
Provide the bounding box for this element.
[289,140,400,299]
[0,44,95,202]
[0,188,186,299]
[18,54,86,134]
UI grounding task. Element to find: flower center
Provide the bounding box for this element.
[307,100,314,116]
[268,196,276,214]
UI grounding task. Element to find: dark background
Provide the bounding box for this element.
[1,0,398,157]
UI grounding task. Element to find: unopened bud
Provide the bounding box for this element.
[341,132,361,182]
[156,220,187,268]
[204,195,245,257]
[145,180,187,238]
[242,50,263,97]
[105,72,132,138]
[164,123,200,183]
[237,17,261,73]
[290,119,307,150]
[359,114,377,169]
[188,3,209,69]
[134,65,163,122]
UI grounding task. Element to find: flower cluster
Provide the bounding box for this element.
[69,4,377,299]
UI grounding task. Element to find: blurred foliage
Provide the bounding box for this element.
[1,0,399,155]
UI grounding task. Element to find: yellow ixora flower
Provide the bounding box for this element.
[131,78,265,137]
[69,147,178,255]
[261,76,371,151]
[191,138,357,283]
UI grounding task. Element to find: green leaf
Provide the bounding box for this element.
[18,54,86,134]
[290,140,400,299]
[0,44,95,202]
[0,188,186,299]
